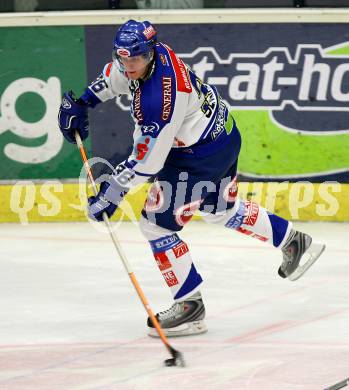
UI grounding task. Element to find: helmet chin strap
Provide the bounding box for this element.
[116,49,155,80]
[141,52,156,81]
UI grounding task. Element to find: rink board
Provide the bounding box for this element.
[0,181,348,223]
[1,11,349,222]
[0,11,349,183]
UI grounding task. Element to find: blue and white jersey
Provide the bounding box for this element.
[87,42,231,195]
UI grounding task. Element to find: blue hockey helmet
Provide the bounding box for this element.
[113,20,157,59]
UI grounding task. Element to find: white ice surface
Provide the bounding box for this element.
[0,221,348,390]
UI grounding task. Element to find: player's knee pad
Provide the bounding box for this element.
[139,215,175,241]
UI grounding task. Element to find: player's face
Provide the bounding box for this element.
[118,54,150,80]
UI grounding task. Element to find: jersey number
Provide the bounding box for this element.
[90,75,108,93]
[189,69,215,119]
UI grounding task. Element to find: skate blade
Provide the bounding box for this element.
[148,320,207,338]
[288,242,326,281]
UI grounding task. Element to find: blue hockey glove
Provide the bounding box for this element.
[88,182,118,221]
[58,90,89,144]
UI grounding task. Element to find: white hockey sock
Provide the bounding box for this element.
[139,217,203,301]
[149,235,203,301]
[204,198,292,247]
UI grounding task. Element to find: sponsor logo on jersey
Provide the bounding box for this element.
[172,241,189,258]
[162,76,172,121]
[163,270,179,287]
[141,121,161,137]
[165,45,192,93]
[135,137,150,160]
[143,25,156,40]
[155,252,172,271]
[175,200,202,227]
[133,88,143,123]
[211,99,228,140]
[179,44,349,134]
[116,48,131,57]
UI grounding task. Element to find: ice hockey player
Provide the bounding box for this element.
[58,20,325,337]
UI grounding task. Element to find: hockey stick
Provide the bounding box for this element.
[75,132,184,367]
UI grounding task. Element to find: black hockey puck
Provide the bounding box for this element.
[164,351,185,367]
[164,358,177,367]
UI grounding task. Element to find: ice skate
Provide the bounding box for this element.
[278,230,325,281]
[147,291,207,337]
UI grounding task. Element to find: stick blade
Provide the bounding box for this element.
[164,346,185,367]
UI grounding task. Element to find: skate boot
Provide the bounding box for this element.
[147,291,207,337]
[278,229,325,281]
